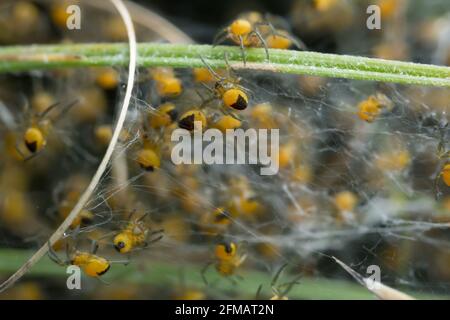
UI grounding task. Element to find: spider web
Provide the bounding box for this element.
[0,0,450,299]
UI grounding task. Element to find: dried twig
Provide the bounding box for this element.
[332,256,415,300]
[0,0,137,292]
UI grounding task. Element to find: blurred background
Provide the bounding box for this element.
[0,0,449,300]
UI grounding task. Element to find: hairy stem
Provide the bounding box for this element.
[0,44,450,86]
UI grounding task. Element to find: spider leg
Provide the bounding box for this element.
[213,29,229,47]
[96,276,111,285]
[286,34,307,51]
[150,228,164,235]
[95,230,117,242]
[196,88,214,109]
[14,142,27,160]
[251,29,270,61]
[238,35,247,66]
[197,83,217,109]
[137,211,150,222]
[127,208,137,221]
[255,284,263,300]
[271,263,288,287]
[199,82,216,94]
[37,101,61,120]
[145,234,164,246]
[21,95,30,117]
[15,140,43,162]
[223,52,235,74]
[110,258,130,266]
[440,150,450,159]
[195,88,206,102]
[199,96,215,110]
[219,106,243,121]
[69,225,82,241]
[23,149,43,162]
[223,52,242,82]
[270,29,308,51]
[236,253,247,267]
[278,274,303,297]
[90,239,99,255]
[51,180,66,206]
[199,55,224,81]
[48,99,79,122]
[260,15,278,34]
[47,241,66,266]
[64,241,72,263]
[271,286,280,298]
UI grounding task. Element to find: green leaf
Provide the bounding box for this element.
[0,249,447,299]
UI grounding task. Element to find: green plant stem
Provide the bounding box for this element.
[0,249,447,300]
[0,44,450,86]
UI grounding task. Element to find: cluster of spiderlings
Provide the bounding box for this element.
[213,11,306,62]
[0,0,450,300]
